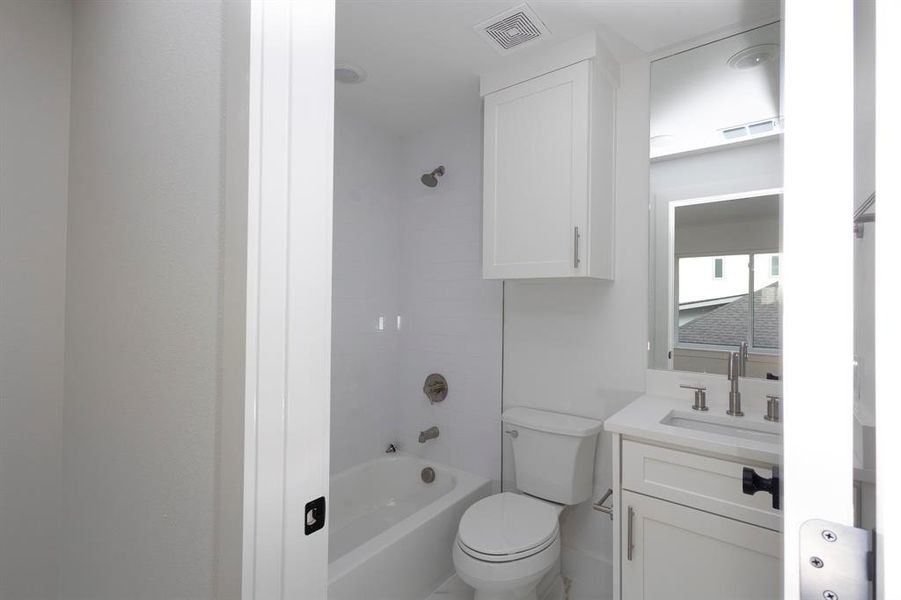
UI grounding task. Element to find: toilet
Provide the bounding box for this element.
[452,407,603,600]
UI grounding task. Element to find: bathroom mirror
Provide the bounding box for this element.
[647,22,784,378]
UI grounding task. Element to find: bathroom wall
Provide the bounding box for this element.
[396,110,503,483]
[502,59,650,599]
[61,2,225,597]
[331,104,503,483]
[331,108,404,473]
[0,2,71,598]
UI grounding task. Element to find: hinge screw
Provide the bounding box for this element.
[810,556,825,568]
[823,591,838,600]
[822,530,838,542]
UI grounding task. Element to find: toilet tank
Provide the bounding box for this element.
[502,407,603,505]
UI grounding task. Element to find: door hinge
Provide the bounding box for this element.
[800,519,874,600]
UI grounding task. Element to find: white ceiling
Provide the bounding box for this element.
[335,0,781,135]
[650,22,781,157]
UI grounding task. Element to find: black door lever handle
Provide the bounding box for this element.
[742,466,780,510]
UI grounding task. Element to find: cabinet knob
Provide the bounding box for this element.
[742,466,780,510]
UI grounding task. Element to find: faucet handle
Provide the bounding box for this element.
[680,384,708,411]
[764,395,780,422]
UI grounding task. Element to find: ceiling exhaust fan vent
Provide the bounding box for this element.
[720,118,781,141]
[475,3,551,55]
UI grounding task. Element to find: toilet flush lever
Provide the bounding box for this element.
[504,429,518,438]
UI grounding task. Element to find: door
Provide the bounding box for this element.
[784,0,901,597]
[874,0,901,596]
[621,491,781,600]
[482,60,590,279]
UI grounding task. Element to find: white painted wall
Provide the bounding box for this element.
[0,2,71,598]
[396,110,503,483]
[60,2,225,598]
[331,109,403,473]
[502,59,650,600]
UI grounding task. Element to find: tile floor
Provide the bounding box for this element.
[424,575,474,600]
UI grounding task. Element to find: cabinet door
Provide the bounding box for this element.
[620,491,781,600]
[483,61,590,279]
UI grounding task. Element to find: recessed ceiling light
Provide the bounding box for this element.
[335,62,367,84]
[727,44,779,70]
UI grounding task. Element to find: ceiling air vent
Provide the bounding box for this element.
[475,3,551,55]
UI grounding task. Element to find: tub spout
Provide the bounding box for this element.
[418,426,439,444]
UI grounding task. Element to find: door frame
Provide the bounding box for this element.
[875,0,901,596]
[782,0,856,596]
[236,1,336,599]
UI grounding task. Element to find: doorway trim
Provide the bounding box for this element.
[783,0,856,595]
[238,1,336,598]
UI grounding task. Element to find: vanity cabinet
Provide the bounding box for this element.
[620,490,781,600]
[613,439,782,600]
[481,56,616,280]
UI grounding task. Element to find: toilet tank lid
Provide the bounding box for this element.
[502,407,603,437]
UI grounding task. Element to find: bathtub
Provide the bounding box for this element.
[328,455,491,600]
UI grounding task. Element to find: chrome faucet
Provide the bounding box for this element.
[418,426,439,444]
[738,341,749,377]
[727,351,744,416]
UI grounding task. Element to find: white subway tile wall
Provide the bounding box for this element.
[331,108,503,483]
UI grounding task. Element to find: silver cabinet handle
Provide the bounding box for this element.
[627,505,635,561]
[573,226,581,268]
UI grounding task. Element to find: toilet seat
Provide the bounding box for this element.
[457,492,559,563]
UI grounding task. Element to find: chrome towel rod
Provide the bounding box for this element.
[854,191,876,238]
[592,488,614,520]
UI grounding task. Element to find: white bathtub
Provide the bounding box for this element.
[328,455,491,600]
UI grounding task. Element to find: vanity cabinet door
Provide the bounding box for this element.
[482,61,590,279]
[620,491,781,600]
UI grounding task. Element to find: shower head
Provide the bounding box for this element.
[420,166,445,188]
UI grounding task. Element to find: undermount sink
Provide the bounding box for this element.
[659,410,782,444]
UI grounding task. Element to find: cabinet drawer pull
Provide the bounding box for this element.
[573,226,581,268]
[627,505,635,560]
[742,465,781,510]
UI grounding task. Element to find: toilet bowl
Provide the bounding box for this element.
[452,407,604,600]
[452,492,563,600]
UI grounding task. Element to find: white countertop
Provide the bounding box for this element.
[604,393,783,465]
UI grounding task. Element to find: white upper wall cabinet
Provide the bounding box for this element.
[481,35,618,280]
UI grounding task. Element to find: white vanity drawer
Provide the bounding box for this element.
[621,439,781,531]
